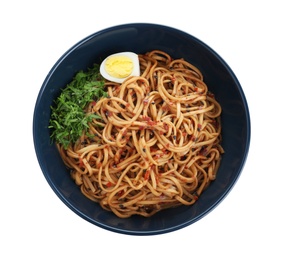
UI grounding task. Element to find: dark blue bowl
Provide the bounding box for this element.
[33,23,250,235]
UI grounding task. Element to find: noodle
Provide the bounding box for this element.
[57,50,224,218]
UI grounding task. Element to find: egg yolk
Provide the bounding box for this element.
[105,55,134,79]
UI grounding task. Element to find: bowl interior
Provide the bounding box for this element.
[33,23,250,235]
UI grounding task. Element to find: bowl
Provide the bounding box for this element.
[33,23,250,235]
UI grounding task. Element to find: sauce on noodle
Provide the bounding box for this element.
[56,50,224,218]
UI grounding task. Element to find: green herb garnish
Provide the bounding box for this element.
[49,64,107,149]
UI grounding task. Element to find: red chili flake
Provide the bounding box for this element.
[162,104,170,112]
[148,120,157,126]
[155,174,159,185]
[142,116,151,122]
[212,119,219,129]
[163,122,169,131]
[199,147,208,156]
[106,182,112,187]
[122,129,127,136]
[144,170,150,180]
[197,124,202,131]
[105,110,113,117]
[144,165,152,180]
[91,101,96,106]
[79,157,84,168]
[115,86,121,92]
[117,190,124,197]
[154,154,161,160]
[96,162,102,168]
[207,91,215,98]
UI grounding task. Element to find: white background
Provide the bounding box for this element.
[1,0,282,259]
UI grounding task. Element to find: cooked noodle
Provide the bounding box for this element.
[57,50,224,218]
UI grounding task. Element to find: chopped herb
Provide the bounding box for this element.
[49,64,107,149]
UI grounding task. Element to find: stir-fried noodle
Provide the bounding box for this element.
[57,50,224,218]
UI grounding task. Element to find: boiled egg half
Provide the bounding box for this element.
[100,52,140,83]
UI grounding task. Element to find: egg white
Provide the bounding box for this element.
[100,52,140,83]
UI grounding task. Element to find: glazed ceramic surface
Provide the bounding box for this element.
[33,23,250,235]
